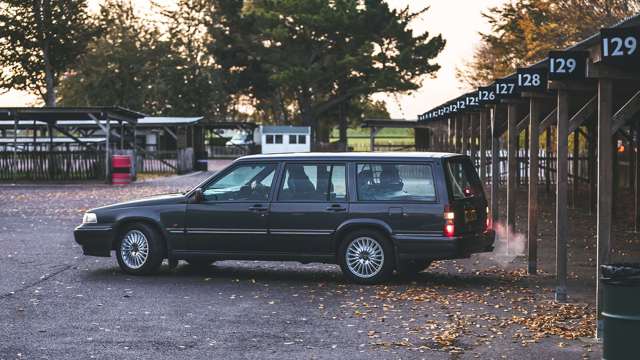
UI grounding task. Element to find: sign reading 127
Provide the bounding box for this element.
[495,79,518,98]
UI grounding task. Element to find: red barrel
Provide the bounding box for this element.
[112,155,131,186]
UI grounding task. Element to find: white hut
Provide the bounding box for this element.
[260,125,310,154]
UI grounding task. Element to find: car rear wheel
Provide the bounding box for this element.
[116,223,164,275]
[338,229,394,284]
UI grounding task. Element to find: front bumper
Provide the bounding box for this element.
[74,224,115,257]
[395,230,495,261]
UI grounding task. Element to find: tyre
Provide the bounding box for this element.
[116,223,165,275]
[184,258,215,267]
[398,260,432,277]
[338,229,394,284]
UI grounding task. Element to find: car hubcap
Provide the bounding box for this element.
[346,236,384,278]
[120,230,149,269]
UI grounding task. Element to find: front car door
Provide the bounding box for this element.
[185,162,281,253]
[268,162,349,256]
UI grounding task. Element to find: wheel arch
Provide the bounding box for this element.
[334,219,395,250]
[112,216,169,257]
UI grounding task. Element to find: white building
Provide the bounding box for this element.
[260,125,311,154]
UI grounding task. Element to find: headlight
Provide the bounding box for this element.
[82,212,98,224]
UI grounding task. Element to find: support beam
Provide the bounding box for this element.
[453,116,460,153]
[635,122,640,232]
[479,111,488,183]
[470,113,477,167]
[528,97,541,275]
[611,89,640,133]
[491,107,501,224]
[572,129,580,208]
[539,109,558,130]
[596,79,614,338]
[568,96,597,134]
[556,89,569,303]
[461,114,468,155]
[507,103,518,250]
[369,126,378,152]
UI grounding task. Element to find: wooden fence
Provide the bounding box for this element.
[0,150,105,181]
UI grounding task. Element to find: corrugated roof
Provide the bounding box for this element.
[261,125,310,134]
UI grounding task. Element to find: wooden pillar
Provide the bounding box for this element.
[369,126,378,152]
[555,89,569,302]
[572,129,580,208]
[105,117,111,183]
[588,122,597,214]
[546,127,552,193]
[528,97,541,275]
[479,111,488,183]
[448,118,453,152]
[635,122,640,232]
[470,113,478,168]
[596,78,613,336]
[461,114,468,155]
[491,107,500,224]
[507,103,518,247]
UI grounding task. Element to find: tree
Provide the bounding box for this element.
[0,0,98,106]
[457,0,640,88]
[208,0,445,146]
[59,1,168,112]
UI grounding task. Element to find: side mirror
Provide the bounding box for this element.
[192,188,204,203]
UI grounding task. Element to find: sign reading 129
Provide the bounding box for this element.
[600,27,640,66]
[548,51,587,80]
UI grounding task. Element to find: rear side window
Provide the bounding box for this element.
[356,163,436,202]
[278,164,347,202]
[445,158,483,200]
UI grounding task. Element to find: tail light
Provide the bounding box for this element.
[444,205,455,237]
[485,206,491,230]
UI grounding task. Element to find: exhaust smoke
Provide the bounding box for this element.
[486,221,526,267]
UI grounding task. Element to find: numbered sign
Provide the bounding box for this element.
[494,78,518,99]
[478,86,497,105]
[516,68,547,92]
[465,94,479,109]
[548,51,587,80]
[456,99,466,111]
[601,27,640,67]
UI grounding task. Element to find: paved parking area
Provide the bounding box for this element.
[0,173,600,359]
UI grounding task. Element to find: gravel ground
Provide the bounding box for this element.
[0,172,603,360]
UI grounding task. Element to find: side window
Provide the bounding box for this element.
[278,164,346,202]
[356,163,436,201]
[298,135,306,144]
[202,163,277,201]
[289,135,297,144]
[275,135,283,144]
[266,135,274,144]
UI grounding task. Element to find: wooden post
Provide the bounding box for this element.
[461,114,468,156]
[105,117,111,183]
[596,78,613,337]
[453,116,459,153]
[528,97,540,275]
[507,103,518,249]
[524,127,529,186]
[448,118,453,152]
[369,126,378,152]
[556,89,569,302]
[546,127,552,193]
[479,111,488,183]
[572,129,580,208]
[470,113,478,168]
[588,122,597,214]
[491,106,500,224]
[635,122,640,232]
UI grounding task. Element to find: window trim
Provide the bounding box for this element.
[354,161,439,204]
[274,162,349,203]
[197,161,283,204]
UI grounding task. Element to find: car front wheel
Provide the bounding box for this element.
[116,223,164,275]
[338,230,394,284]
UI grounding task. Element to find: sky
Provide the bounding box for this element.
[0,0,508,119]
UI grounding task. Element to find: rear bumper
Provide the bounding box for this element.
[394,230,495,261]
[74,224,114,257]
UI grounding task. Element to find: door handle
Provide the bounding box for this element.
[325,204,347,212]
[249,204,268,212]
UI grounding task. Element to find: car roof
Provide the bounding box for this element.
[236,152,462,162]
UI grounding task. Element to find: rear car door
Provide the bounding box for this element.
[268,162,349,255]
[349,162,443,238]
[185,162,280,253]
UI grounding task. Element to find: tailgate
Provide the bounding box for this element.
[443,157,488,234]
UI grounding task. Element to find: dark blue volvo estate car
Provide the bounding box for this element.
[74,152,494,283]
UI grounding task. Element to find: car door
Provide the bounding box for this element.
[268,162,349,255]
[185,162,281,253]
[348,162,443,238]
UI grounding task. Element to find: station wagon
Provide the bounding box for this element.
[74,152,495,283]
